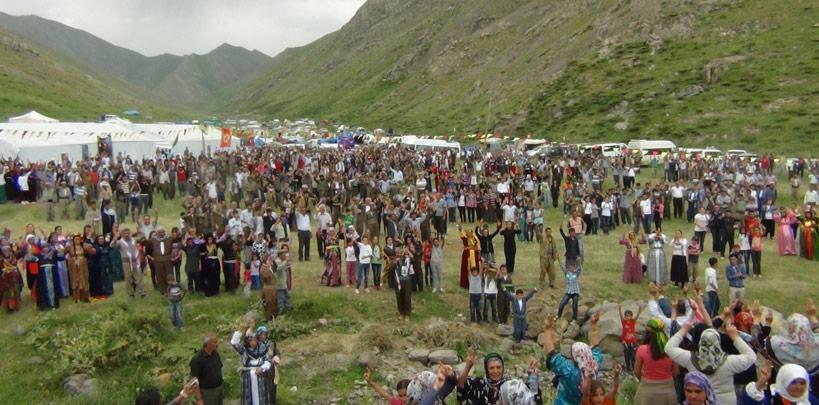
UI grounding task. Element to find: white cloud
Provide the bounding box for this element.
[0,0,366,56]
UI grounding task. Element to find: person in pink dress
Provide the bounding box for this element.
[775,208,798,255]
[620,231,646,283]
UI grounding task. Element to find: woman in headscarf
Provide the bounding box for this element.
[0,245,23,312]
[89,234,114,297]
[457,349,508,404]
[666,320,757,404]
[543,313,604,405]
[619,231,646,283]
[200,235,221,297]
[683,371,719,405]
[35,243,60,310]
[406,371,437,404]
[320,226,341,287]
[762,313,819,394]
[458,225,480,289]
[500,375,543,405]
[259,255,278,321]
[67,234,92,303]
[634,319,678,405]
[230,328,272,405]
[742,363,819,404]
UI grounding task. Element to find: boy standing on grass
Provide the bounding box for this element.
[166,275,185,330]
[618,302,643,373]
[468,266,483,324]
[557,261,582,322]
[483,264,498,323]
[506,286,537,343]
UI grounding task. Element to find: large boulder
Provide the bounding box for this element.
[408,349,430,364]
[496,324,514,337]
[428,349,459,365]
[357,351,381,369]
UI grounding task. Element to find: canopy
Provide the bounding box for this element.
[7,110,59,123]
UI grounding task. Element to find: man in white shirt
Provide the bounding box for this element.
[295,206,312,261]
[315,205,333,259]
[804,185,819,206]
[639,195,653,233]
[501,202,517,224]
[704,257,720,318]
[355,236,373,294]
[227,210,243,237]
[693,207,710,252]
[670,182,686,219]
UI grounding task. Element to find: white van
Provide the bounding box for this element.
[627,139,678,166]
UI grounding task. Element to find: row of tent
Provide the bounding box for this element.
[0,111,240,162]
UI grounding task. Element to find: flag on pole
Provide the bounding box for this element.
[220,128,232,148]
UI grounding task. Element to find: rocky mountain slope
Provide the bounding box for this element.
[232,0,818,152]
[0,12,272,112]
[0,27,179,121]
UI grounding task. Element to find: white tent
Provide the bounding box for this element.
[7,110,59,123]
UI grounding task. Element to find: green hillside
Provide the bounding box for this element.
[230,0,817,153]
[0,28,180,121]
[517,0,819,153]
[0,12,272,112]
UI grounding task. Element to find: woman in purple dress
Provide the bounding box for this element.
[620,231,646,283]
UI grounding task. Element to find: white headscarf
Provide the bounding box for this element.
[773,363,811,404]
[499,379,536,405]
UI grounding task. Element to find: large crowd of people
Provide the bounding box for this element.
[1,143,818,405]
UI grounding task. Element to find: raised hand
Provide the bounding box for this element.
[465,348,476,366]
[363,367,372,382]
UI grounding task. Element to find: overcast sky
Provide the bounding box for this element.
[0,0,366,57]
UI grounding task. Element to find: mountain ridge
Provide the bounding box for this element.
[0,12,272,112]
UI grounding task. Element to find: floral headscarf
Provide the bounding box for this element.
[571,342,598,378]
[683,371,718,404]
[406,371,436,402]
[646,318,669,355]
[771,314,819,370]
[692,329,726,375]
[499,379,536,405]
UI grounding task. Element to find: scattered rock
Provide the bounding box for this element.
[14,325,25,335]
[674,84,704,99]
[428,349,459,365]
[290,386,298,392]
[703,55,748,84]
[563,321,581,339]
[317,318,328,327]
[408,349,430,364]
[499,338,515,353]
[496,324,514,337]
[63,374,97,396]
[29,356,44,365]
[614,121,628,131]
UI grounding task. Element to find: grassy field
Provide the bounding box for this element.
[0,170,817,404]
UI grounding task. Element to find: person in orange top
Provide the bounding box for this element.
[581,362,622,405]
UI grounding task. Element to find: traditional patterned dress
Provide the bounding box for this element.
[646,233,668,284]
[459,232,479,289]
[68,243,91,302]
[321,231,341,287]
[0,257,23,311]
[798,215,819,260]
[55,248,70,297]
[36,248,60,309]
[620,234,645,284]
[201,244,221,297]
[230,331,273,405]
